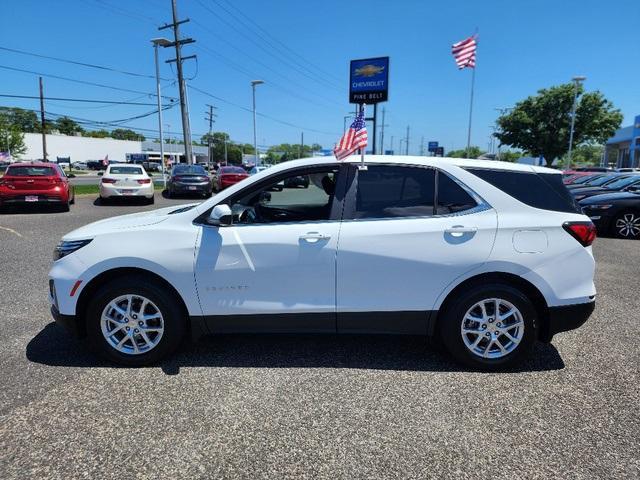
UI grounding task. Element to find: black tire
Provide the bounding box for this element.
[147,195,155,205]
[439,283,538,371]
[59,200,70,212]
[612,210,640,239]
[85,275,186,366]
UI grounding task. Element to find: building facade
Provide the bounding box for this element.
[605,115,640,168]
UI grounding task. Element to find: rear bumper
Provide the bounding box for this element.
[100,184,154,198]
[171,182,211,193]
[542,300,595,341]
[0,193,67,205]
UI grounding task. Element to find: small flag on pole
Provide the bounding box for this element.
[334,107,368,161]
[451,35,477,69]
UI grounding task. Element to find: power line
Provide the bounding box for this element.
[0,94,161,106]
[0,65,177,101]
[188,84,339,136]
[195,0,341,93]
[0,46,170,81]
[215,0,342,86]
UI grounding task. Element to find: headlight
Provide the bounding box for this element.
[54,239,92,261]
[587,204,612,210]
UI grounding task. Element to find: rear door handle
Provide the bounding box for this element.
[445,226,478,236]
[300,232,330,243]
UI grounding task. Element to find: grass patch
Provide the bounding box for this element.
[75,184,165,195]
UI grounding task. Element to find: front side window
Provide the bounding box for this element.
[230,167,339,224]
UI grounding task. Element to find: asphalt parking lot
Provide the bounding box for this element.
[0,195,638,479]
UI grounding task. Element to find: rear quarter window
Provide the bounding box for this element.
[466,168,581,214]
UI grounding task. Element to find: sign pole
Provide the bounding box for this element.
[465,66,475,157]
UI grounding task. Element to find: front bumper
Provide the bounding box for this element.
[50,305,83,338]
[542,300,595,342]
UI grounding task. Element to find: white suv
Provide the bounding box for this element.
[49,156,596,369]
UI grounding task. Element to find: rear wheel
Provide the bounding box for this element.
[440,284,538,370]
[613,210,640,239]
[86,276,185,366]
[147,195,155,205]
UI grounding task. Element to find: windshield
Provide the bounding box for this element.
[173,165,207,175]
[220,166,246,174]
[586,174,624,186]
[572,175,602,185]
[604,176,640,189]
[6,166,56,176]
[109,166,144,175]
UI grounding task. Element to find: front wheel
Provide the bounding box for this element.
[613,210,640,239]
[439,284,538,370]
[85,276,185,366]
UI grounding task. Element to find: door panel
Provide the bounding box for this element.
[336,209,498,316]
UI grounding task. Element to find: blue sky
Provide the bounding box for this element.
[2,0,638,154]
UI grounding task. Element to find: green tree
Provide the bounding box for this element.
[497,150,523,162]
[84,129,110,138]
[111,128,145,141]
[0,115,27,157]
[265,143,323,163]
[55,116,84,136]
[559,144,604,166]
[495,83,622,167]
[0,107,40,132]
[448,146,485,158]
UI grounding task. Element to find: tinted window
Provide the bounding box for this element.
[355,166,435,219]
[587,174,623,186]
[467,168,581,213]
[174,165,207,175]
[572,174,602,185]
[6,166,56,176]
[109,166,143,175]
[437,172,478,214]
[603,176,640,189]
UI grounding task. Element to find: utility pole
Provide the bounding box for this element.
[299,131,304,159]
[420,136,425,156]
[405,125,410,155]
[567,76,586,170]
[39,77,47,161]
[379,107,388,155]
[390,135,394,155]
[205,104,217,167]
[159,0,196,164]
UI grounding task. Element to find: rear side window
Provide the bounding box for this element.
[466,168,581,213]
[6,166,56,176]
[437,172,478,214]
[355,166,436,219]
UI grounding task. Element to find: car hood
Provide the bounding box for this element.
[580,191,640,205]
[63,203,199,240]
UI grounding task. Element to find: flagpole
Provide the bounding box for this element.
[465,65,475,157]
[360,103,366,169]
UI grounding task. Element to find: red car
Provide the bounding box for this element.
[0,162,75,211]
[213,166,249,191]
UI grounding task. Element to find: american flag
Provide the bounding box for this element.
[334,108,368,161]
[451,35,477,69]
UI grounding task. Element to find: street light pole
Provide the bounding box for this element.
[567,76,586,170]
[151,38,171,188]
[251,80,264,166]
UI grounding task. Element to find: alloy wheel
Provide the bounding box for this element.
[460,298,524,359]
[100,294,164,355]
[615,213,640,238]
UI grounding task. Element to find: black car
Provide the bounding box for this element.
[284,174,310,188]
[566,172,624,190]
[167,164,212,198]
[570,174,640,201]
[580,187,640,239]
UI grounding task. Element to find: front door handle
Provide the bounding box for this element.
[300,232,330,243]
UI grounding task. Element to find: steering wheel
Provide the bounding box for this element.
[239,206,257,224]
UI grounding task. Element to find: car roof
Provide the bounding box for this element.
[261,155,560,175]
[108,163,143,168]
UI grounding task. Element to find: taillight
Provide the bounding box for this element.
[563,221,596,247]
[101,178,117,184]
[137,179,151,184]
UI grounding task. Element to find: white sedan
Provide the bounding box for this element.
[99,164,154,204]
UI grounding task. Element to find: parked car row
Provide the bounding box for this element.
[563,171,640,239]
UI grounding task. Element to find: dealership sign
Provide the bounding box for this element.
[428,141,439,152]
[349,57,389,104]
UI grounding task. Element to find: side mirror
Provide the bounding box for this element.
[208,204,233,226]
[97,172,103,176]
